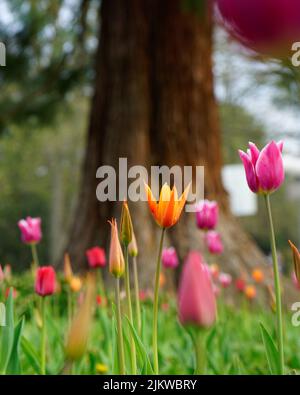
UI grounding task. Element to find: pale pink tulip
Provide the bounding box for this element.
[178,251,217,328]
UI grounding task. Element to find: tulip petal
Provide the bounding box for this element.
[238,150,259,193]
[255,141,284,193]
[248,142,260,165]
[145,183,158,219]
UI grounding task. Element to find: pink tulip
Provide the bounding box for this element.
[216,0,300,56]
[239,141,284,194]
[178,251,217,328]
[86,247,106,268]
[195,200,219,230]
[0,265,4,282]
[219,273,232,288]
[162,247,179,269]
[35,266,56,297]
[205,231,224,255]
[18,217,42,244]
[292,272,300,290]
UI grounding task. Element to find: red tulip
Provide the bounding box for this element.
[18,217,42,244]
[195,200,219,230]
[216,0,300,57]
[239,141,284,194]
[86,247,106,268]
[235,278,246,292]
[35,266,56,297]
[178,251,217,328]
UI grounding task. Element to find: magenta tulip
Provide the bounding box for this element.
[18,217,42,244]
[162,247,179,269]
[239,141,284,194]
[178,251,217,328]
[216,0,300,57]
[219,273,232,288]
[195,200,219,231]
[86,247,106,268]
[205,231,223,255]
[35,266,56,297]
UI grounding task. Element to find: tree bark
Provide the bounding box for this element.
[67,0,267,288]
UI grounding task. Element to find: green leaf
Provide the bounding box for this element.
[6,317,25,374]
[260,322,281,375]
[125,316,154,375]
[0,288,15,374]
[21,336,41,375]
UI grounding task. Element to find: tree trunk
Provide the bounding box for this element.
[67,0,266,288]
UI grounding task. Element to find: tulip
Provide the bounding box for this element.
[205,231,223,255]
[244,285,257,300]
[120,201,133,246]
[289,241,300,285]
[65,273,95,362]
[70,276,82,293]
[35,266,56,375]
[145,182,190,229]
[195,200,219,230]
[238,141,284,195]
[219,273,232,288]
[235,278,246,293]
[35,266,56,297]
[239,141,285,373]
[252,268,265,284]
[18,216,42,244]
[108,218,125,374]
[162,247,179,269]
[145,182,190,374]
[86,247,106,268]
[178,251,217,374]
[292,272,300,290]
[0,265,4,283]
[128,231,138,258]
[5,287,17,299]
[216,0,300,57]
[3,264,11,280]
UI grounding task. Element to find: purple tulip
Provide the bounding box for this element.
[195,200,219,230]
[178,251,217,328]
[18,217,42,244]
[215,0,300,56]
[206,231,224,255]
[162,247,179,269]
[239,141,284,194]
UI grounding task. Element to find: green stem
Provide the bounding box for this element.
[265,194,284,375]
[133,256,142,335]
[97,269,107,301]
[124,245,137,374]
[115,278,126,375]
[153,227,166,375]
[192,330,206,375]
[31,243,39,271]
[40,297,46,375]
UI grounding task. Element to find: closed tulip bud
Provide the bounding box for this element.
[70,276,82,293]
[289,241,300,286]
[162,247,179,269]
[65,273,95,361]
[128,231,138,257]
[178,251,217,328]
[239,141,284,194]
[120,201,133,246]
[35,266,56,297]
[64,253,73,282]
[205,231,224,255]
[108,219,125,278]
[18,216,42,244]
[195,200,219,230]
[86,247,106,268]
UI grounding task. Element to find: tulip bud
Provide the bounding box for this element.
[108,219,125,278]
[205,231,224,255]
[64,253,73,283]
[120,201,133,246]
[289,240,300,285]
[70,276,82,293]
[178,251,217,328]
[65,273,95,361]
[35,266,56,297]
[86,247,106,268]
[128,231,138,257]
[195,200,219,230]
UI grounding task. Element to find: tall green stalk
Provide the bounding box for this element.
[192,330,206,375]
[31,243,39,271]
[152,228,166,375]
[264,194,284,374]
[40,297,46,375]
[115,278,125,375]
[132,256,142,335]
[124,246,137,374]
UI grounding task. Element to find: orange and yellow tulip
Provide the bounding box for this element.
[145,182,190,228]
